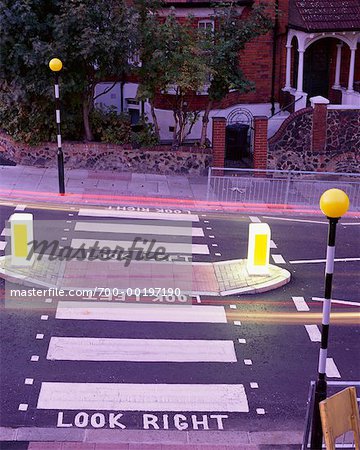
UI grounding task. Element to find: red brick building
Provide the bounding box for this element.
[95,0,360,143]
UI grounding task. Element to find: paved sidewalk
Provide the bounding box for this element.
[0,165,209,203]
[0,255,290,296]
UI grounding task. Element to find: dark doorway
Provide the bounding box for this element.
[303,39,331,100]
[225,108,253,168]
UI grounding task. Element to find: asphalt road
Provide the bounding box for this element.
[0,203,359,436]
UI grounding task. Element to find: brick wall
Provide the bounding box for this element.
[253,117,268,170]
[212,117,226,168]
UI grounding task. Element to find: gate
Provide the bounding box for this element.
[225,108,254,167]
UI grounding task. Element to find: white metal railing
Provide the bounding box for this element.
[302,381,360,449]
[206,167,360,211]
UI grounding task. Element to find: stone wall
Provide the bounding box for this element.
[0,133,212,175]
[325,109,360,173]
[268,108,314,171]
[268,107,360,173]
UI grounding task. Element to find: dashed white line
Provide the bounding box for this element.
[45,298,53,303]
[238,339,246,344]
[209,235,215,239]
[250,383,258,389]
[230,305,237,309]
[18,404,28,411]
[292,296,310,312]
[36,334,44,340]
[270,240,277,249]
[64,228,70,232]
[244,359,253,365]
[256,408,266,415]
[61,237,68,241]
[326,358,341,378]
[25,378,34,385]
[304,325,321,342]
[234,321,241,326]
[212,244,218,247]
[249,216,261,223]
[30,355,39,362]
[215,253,222,256]
[41,315,49,321]
[272,254,286,264]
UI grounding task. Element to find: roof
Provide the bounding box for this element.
[289,0,360,32]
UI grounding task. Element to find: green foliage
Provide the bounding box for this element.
[90,108,132,145]
[0,0,136,142]
[130,119,159,148]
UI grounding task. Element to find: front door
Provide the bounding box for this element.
[303,39,331,100]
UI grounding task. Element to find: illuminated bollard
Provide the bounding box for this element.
[247,223,271,275]
[10,213,35,267]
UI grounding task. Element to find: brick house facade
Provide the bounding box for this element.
[95,0,360,144]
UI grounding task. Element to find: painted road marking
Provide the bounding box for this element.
[249,216,261,223]
[238,339,246,344]
[271,254,286,264]
[15,204,27,211]
[230,305,237,309]
[262,216,327,225]
[312,297,360,307]
[79,208,199,222]
[71,238,209,255]
[75,221,204,237]
[56,302,228,323]
[244,359,252,365]
[1,228,10,236]
[270,240,277,249]
[18,404,28,411]
[36,334,44,340]
[326,358,341,378]
[30,355,39,362]
[256,408,265,415]
[290,257,360,264]
[234,321,241,326]
[304,325,321,342]
[37,383,249,412]
[292,296,310,312]
[41,315,49,321]
[250,383,258,389]
[47,337,237,362]
[0,241,7,250]
[25,378,34,385]
[342,222,360,226]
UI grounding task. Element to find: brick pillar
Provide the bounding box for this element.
[212,117,226,168]
[310,96,329,152]
[253,116,268,171]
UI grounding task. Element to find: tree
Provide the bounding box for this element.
[199,4,273,146]
[0,0,136,143]
[136,5,208,146]
[53,0,136,141]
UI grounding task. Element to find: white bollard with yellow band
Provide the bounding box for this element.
[10,213,35,267]
[247,223,271,275]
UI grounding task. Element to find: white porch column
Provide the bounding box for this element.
[333,43,343,89]
[285,44,292,90]
[297,49,305,92]
[347,46,357,92]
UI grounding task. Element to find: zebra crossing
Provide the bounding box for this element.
[71,207,210,258]
[5,206,261,429]
[31,300,253,428]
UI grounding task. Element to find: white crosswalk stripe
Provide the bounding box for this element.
[33,209,253,421]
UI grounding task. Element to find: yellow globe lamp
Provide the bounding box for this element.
[320,188,350,218]
[49,58,63,72]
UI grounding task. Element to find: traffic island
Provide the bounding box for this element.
[0,255,290,297]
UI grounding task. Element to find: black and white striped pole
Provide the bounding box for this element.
[49,58,65,195]
[310,188,349,450]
